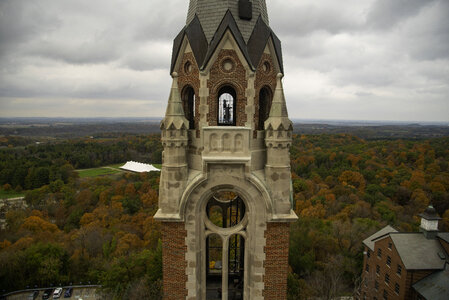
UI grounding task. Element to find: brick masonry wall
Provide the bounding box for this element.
[178,52,201,135]
[361,236,437,300]
[254,53,277,133]
[362,236,407,300]
[161,222,187,300]
[207,49,248,127]
[263,222,290,300]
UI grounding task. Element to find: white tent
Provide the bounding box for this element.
[119,161,160,173]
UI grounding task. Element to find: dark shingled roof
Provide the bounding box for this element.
[202,10,252,70]
[247,15,272,70]
[390,233,446,270]
[170,10,283,73]
[438,232,449,244]
[362,225,397,251]
[185,15,208,69]
[413,265,449,300]
[419,205,442,221]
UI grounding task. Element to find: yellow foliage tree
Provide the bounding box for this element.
[338,170,366,192]
[20,216,59,233]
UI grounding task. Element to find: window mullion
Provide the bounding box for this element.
[222,236,229,300]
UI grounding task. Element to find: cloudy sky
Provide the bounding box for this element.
[0,0,448,122]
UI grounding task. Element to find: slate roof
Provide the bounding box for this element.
[362,225,397,251]
[171,9,283,73]
[389,233,447,270]
[186,0,269,43]
[438,232,449,244]
[419,205,442,220]
[413,265,449,300]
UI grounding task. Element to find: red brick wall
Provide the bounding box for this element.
[177,52,201,137]
[207,49,248,126]
[263,222,290,300]
[362,236,408,300]
[254,53,277,133]
[161,222,187,300]
[361,235,437,300]
[405,270,434,300]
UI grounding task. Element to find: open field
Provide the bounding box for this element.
[77,166,123,178]
[76,163,161,178]
[0,190,25,199]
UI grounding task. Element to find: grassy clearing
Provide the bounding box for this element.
[107,163,124,169]
[0,190,25,199]
[77,167,123,178]
[77,162,161,178]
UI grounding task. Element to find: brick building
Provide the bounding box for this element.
[154,1,297,299]
[360,206,449,300]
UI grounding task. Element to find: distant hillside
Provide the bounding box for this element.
[293,123,449,140]
[0,118,448,139]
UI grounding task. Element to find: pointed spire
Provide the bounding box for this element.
[270,73,288,118]
[264,73,292,131]
[161,72,189,130]
[186,0,269,42]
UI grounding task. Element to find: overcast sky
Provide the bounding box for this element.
[0,0,448,122]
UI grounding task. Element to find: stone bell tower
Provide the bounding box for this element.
[154,1,297,299]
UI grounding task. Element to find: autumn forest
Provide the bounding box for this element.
[0,126,448,299]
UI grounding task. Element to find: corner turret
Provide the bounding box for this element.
[157,72,189,219]
[264,73,294,218]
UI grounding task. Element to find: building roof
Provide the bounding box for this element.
[363,225,397,251]
[120,161,160,173]
[389,233,447,270]
[413,264,449,300]
[172,1,283,73]
[186,0,269,43]
[419,205,442,221]
[437,232,449,244]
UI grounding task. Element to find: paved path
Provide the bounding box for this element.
[5,287,101,300]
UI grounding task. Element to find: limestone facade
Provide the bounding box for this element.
[155,2,297,299]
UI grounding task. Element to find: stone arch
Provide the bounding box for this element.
[258,85,273,130]
[206,48,248,127]
[209,80,245,127]
[181,84,196,129]
[180,171,273,222]
[217,86,237,126]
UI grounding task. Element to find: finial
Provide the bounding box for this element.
[264,72,291,131]
[172,72,178,78]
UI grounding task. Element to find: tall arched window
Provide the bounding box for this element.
[258,86,272,130]
[182,86,195,129]
[205,191,246,299]
[218,86,236,126]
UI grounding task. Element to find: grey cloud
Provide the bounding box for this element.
[28,36,121,65]
[119,42,172,71]
[400,1,449,61]
[0,0,448,121]
[366,0,436,30]
[0,0,60,56]
[268,3,363,37]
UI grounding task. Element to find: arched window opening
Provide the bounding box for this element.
[229,234,244,300]
[258,86,272,130]
[218,86,236,126]
[206,234,222,299]
[182,86,195,129]
[205,191,246,299]
[206,191,245,228]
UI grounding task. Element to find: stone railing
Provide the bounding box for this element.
[202,127,251,161]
